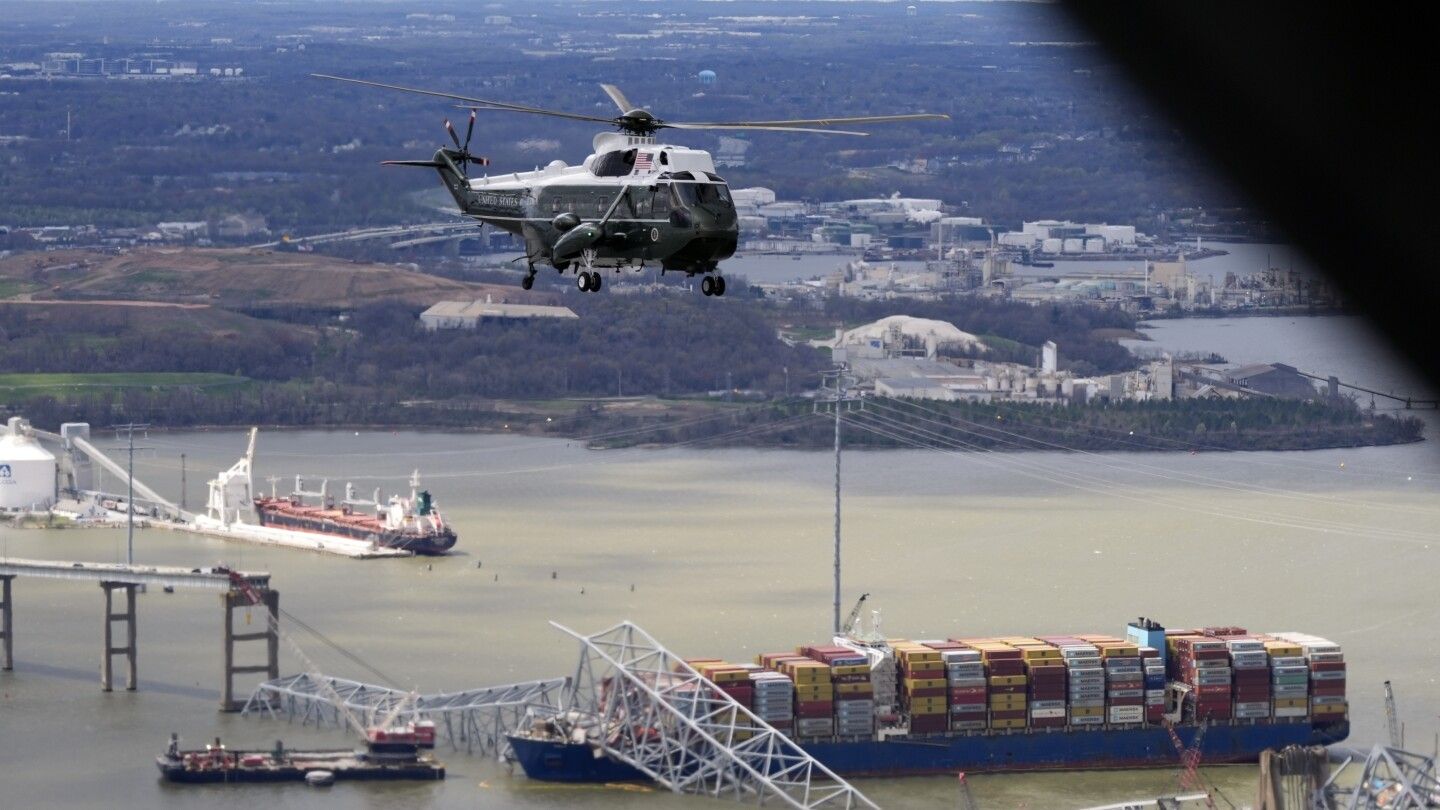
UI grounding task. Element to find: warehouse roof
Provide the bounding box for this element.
[420,300,577,324]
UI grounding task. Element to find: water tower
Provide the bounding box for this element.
[698,69,717,86]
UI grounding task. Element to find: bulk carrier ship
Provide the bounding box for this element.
[507,617,1349,780]
[254,472,456,556]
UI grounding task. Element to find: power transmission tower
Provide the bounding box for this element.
[110,423,151,565]
[816,363,857,635]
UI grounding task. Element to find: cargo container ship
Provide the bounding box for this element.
[507,618,1349,781]
[253,471,457,556]
[157,721,445,783]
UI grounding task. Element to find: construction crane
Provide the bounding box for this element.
[843,593,870,636]
[841,592,886,646]
[225,569,378,740]
[1164,719,1215,808]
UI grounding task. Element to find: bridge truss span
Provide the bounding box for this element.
[242,672,568,756]
[555,620,878,810]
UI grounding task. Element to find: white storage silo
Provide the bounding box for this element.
[0,417,57,511]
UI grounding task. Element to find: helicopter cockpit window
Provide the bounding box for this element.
[673,178,727,208]
[591,149,637,177]
[659,151,669,165]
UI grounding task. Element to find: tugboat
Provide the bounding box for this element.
[252,470,457,556]
[156,720,445,784]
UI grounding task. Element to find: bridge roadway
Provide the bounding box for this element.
[0,558,268,591]
[251,220,477,249]
[0,557,276,699]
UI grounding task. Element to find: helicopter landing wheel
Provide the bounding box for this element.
[714,276,726,296]
[700,275,717,296]
[576,272,591,292]
[521,273,535,291]
[590,271,602,292]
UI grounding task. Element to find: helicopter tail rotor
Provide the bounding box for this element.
[441,110,488,177]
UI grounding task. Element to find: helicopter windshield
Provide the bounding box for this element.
[591,149,636,177]
[673,180,731,208]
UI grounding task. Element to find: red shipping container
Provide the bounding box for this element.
[986,660,1025,676]
[989,684,1025,695]
[910,715,948,733]
[990,709,1026,720]
[1312,684,1346,696]
[795,701,834,718]
[1107,697,1143,707]
[1311,661,1346,672]
[907,667,944,680]
[1030,716,1066,728]
[910,686,947,698]
[949,686,987,699]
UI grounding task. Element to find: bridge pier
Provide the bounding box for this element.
[2,574,13,671]
[221,588,279,712]
[100,582,138,691]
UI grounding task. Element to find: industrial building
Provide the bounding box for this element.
[998,220,1139,254]
[419,298,578,330]
[0,417,56,512]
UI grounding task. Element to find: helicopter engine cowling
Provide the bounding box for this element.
[552,212,581,232]
[551,222,603,261]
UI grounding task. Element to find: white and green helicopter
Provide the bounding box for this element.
[316,75,947,296]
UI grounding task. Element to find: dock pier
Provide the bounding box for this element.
[0,558,275,706]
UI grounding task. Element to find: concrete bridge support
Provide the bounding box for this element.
[1,575,13,671]
[100,582,138,691]
[221,588,279,712]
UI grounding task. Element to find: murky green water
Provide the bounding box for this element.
[2,316,1437,809]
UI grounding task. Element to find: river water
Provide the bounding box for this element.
[2,315,1437,809]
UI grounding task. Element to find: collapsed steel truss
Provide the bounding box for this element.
[1327,745,1440,809]
[555,620,877,810]
[242,673,568,756]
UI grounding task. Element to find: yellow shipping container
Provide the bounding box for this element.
[1263,641,1303,657]
[989,675,1028,687]
[831,664,869,676]
[836,682,874,695]
[1019,649,1061,661]
[992,718,1027,729]
[1070,706,1104,717]
[990,697,1027,709]
[1273,698,1308,709]
[1099,644,1139,658]
[795,684,833,695]
[905,678,947,691]
[1312,703,1348,716]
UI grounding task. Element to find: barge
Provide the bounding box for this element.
[156,721,445,784]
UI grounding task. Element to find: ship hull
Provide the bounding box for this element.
[254,508,457,555]
[506,719,1348,782]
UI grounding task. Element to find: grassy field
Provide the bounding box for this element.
[0,372,248,400]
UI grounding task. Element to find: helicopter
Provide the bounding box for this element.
[315,74,948,296]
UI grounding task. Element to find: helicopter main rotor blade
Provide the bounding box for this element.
[671,113,950,129]
[312,74,617,125]
[665,123,871,136]
[599,84,636,115]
